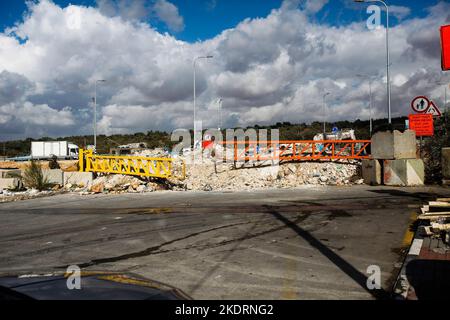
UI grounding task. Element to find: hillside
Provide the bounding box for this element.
[1,117,408,157]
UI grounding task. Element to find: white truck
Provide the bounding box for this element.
[31,141,79,160]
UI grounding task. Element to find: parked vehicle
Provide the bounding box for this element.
[31,141,79,160]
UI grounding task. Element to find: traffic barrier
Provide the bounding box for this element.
[220,140,371,162]
[79,149,185,180]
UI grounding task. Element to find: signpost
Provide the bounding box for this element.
[409,114,434,158]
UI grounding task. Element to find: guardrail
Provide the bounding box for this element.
[220,140,371,162]
[79,149,185,179]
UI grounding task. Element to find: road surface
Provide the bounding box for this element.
[0,185,448,299]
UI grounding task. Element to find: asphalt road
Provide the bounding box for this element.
[0,185,449,299]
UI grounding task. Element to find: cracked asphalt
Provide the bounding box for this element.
[1,185,449,299]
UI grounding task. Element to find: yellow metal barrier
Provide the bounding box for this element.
[79,149,185,180]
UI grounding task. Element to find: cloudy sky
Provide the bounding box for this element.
[0,0,449,141]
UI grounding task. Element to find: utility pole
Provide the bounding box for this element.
[193,55,213,150]
[94,79,106,153]
[355,0,391,125]
[323,92,330,135]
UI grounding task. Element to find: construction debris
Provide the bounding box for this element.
[175,160,363,192]
[417,198,450,246]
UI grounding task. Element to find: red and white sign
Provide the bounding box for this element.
[441,25,450,71]
[425,101,442,117]
[409,114,434,137]
[411,96,430,113]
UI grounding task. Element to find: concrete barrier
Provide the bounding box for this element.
[63,172,93,187]
[0,178,21,190]
[372,130,417,160]
[42,169,64,185]
[362,159,382,185]
[0,169,21,179]
[383,159,424,186]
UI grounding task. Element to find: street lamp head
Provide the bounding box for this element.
[206,55,213,59]
[354,0,366,2]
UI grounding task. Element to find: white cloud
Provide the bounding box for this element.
[153,0,185,32]
[0,0,448,140]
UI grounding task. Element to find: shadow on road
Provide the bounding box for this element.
[262,205,389,300]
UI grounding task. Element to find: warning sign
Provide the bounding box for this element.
[409,114,434,137]
[425,101,442,117]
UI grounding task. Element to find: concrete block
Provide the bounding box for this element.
[442,148,450,179]
[0,169,21,178]
[383,159,424,186]
[372,130,417,160]
[42,169,64,185]
[362,159,382,185]
[0,178,21,190]
[63,172,93,187]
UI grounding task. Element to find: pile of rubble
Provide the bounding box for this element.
[0,188,63,203]
[418,198,450,246]
[86,174,164,195]
[177,160,363,192]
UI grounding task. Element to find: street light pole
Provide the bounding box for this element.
[357,74,375,136]
[355,0,391,125]
[94,79,106,153]
[193,56,213,148]
[217,98,223,131]
[323,92,330,135]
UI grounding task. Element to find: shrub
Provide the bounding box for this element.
[22,161,52,191]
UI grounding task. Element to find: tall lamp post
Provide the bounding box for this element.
[355,0,391,125]
[193,55,213,149]
[94,79,106,153]
[357,74,375,136]
[217,98,223,131]
[323,92,330,135]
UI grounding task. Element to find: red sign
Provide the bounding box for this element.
[442,25,450,71]
[409,114,434,137]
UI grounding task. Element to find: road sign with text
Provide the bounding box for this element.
[409,114,434,137]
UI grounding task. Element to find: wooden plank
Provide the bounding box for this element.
[429,201,450,207]
[418,212,450,220]
[436,198,450,202]
[421,205,429,214]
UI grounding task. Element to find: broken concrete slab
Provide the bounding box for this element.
[63,172,93,188]
[362,159,382,185]
[42,169,64,185]
[372,130,417,160]
[383,159,424,186]
[0,178,22,190]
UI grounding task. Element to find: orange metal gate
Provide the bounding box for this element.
[220,140,371,162]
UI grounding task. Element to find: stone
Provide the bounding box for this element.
[42,169,64,185]
[90,183,104,194]
[64,172,93,188]
[371,130,417,160]
[0,178,21,190]
[383,159,424,186]
[136,185,146,193]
